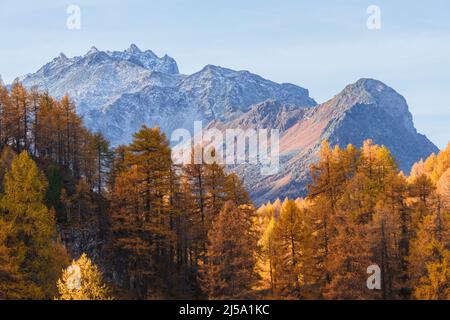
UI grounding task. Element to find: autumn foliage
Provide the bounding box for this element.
[256,141,450,300]
[0,83,448,300]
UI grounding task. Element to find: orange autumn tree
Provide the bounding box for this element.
[0,151,68,299]
[257,139,449,300]
[201,201,259,299]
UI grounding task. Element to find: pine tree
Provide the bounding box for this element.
[45,165,64,220]
[56,253,112,300]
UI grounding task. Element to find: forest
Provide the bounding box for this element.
[0,82,448,300]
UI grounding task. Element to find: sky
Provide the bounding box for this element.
[0,0,449,148]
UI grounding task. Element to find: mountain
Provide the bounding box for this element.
[20,46,316,145]
[20,44,180,115]
[18,46,438,204]
[230,79,439,204]
[88,65,316,145]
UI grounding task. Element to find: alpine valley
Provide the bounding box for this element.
[18,44,438,204]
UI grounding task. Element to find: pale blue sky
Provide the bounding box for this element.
[0,0,449,148]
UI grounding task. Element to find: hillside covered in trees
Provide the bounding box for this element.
[0,83,448,300]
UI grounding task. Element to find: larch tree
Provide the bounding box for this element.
[108,144,128,190]
[0,219,26,299]
[409,211,450,300]
[56,253,112,300]
[0,83,11,145]
[437,168,450,211]
[181,145,229,270]
[324,219,373,300]
[127,125,174,275]
[0,151,68,299]
[91,132,111,194]
[60,95,75,166]
[307,141,351,293]
[9,81,29,150]
[201,201,258,299]
[224,172,251,206]
[259,217,277,296]
[366,200,403,300]
[271,199,311,298]
[203,150,226,221]
[109,165,152,298]
[0,146,16,192]
[413,241,449,300]
[409,174,436,224]
[109,125,175,298]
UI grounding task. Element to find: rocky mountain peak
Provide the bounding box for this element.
[329,78,415,133]
[86,46,99,55]
[57,52,68,61]
[110,45,179,74]
[198,64,236,77]
[126,43,141,54]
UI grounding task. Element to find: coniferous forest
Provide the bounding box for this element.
[0,83,448,300]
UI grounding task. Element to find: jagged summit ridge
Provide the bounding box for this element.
[20,45,315,142]
[20,45,180,114]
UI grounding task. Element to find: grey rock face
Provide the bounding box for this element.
[237,79,438,204]
[20,46,315,146]
[93,65,316,145]
[20,44,180,115]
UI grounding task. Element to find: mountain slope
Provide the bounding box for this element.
[91,65,316,145]
[206,99,308,132]
[20,46,316,146]
[235,79,439,204]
